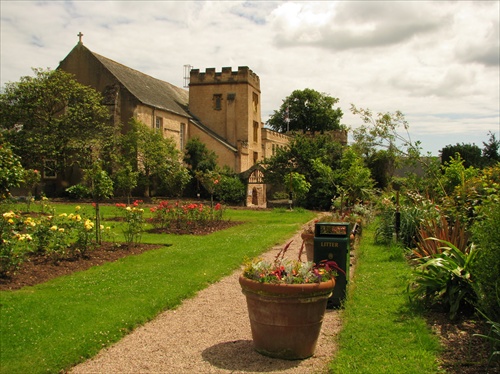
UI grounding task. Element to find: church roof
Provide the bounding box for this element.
[90,49,190,118]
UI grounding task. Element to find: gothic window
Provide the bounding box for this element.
[253,121,259,143]
[252,92,258,113]
[253,151,258,165]
[213,94,222,110]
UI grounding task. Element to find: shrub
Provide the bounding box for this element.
[471,195,500,320]
[214,175,246,204]
[413,216,469,259]
[408,239,478,320]
[65,184,91,199]
[374,197,395,244]
[0,211,32,275]
[115,200,145,246]
[441,163,500,228]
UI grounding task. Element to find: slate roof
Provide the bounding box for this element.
[65,44,238,153]
[91,50,190,118]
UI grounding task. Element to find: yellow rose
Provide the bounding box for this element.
[84,219,94,231]
[50,225,58,231]
[3,211,15,219]
[58,228,65,233]
[75,206,81,211]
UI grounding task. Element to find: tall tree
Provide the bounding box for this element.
[267,89,343,133]
[0,68,112,175]
[440,143,483,168]
[184,137,218,172]
[263,133,344,209]
[482,131,500,165]
[183,137,218,197]
[350,105,447,197]
[122,119,190,197]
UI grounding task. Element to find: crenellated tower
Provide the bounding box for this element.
[188,66,262,173]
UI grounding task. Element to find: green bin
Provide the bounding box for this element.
[313,222,350,307]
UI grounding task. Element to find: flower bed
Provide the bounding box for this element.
[148,200,225,234]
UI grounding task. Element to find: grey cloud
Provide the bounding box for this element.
[271,2,447,51]
[389,66,477,98]
[456,21,500,67]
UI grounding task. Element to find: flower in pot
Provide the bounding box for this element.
[239,241,344,360]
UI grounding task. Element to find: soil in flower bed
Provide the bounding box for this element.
[0,242,163,291]
[428,311,499,373]
[0,220,242,291]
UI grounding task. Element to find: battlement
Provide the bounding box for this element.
[190,66,260,89]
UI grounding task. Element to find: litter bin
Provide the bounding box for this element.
[314,222,350,307]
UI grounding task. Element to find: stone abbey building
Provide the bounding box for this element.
[58,37,290,207]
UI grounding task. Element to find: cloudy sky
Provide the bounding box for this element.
[1,1,499,156]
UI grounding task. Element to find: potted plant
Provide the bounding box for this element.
[239,241,344,360]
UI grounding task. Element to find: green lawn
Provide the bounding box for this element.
[1,204,444,374]
[0,206,315,374]
[329,225,442,373]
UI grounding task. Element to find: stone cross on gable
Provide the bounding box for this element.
[77,32,83,44]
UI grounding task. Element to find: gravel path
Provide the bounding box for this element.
[71,219,353,374]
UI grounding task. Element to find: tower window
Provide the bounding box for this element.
[213,94,222,110]
[253,121,259,143]
[252,92,259,113]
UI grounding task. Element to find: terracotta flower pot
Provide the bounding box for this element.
[239,275,335,360]
[301,232,315,262]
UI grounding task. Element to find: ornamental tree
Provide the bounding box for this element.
[267,88,343,133]
[0,68,112,176]
[121,119,190,197]
[82,162,114,244]
[350,105,447,197]
[263,133,344,209]
[184,137,218,173]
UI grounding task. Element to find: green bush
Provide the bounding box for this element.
[471,195,500,320]
[214,175,246,204]
[408,239,478,320]
[65,184,91,199]
[272,191,289,200]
